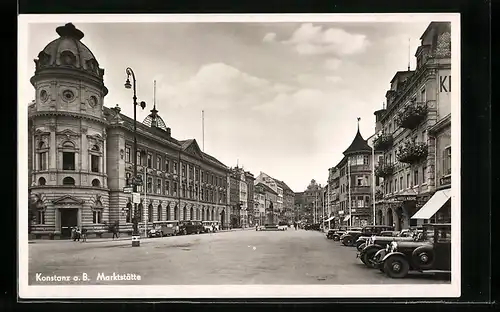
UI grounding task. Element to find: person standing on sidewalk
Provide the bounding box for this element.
[112,222,119,240]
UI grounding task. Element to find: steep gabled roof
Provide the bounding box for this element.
[276,180,293,193]
[343,128,372,155]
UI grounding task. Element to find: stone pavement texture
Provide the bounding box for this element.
[28,229,450,285]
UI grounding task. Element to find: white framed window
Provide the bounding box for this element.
[443,146,451,175]
[156,179,162,195]
[125,146,131,163]
[147,177,153,193]
[92,209,102,224]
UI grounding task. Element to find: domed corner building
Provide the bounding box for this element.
[28,23,232,239]
[334,122,375,228]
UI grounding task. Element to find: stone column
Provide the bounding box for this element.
[49,127,57,169]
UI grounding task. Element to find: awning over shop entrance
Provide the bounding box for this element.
[411,189,451,219]
[324,216,334,222]
[343,215,351,222]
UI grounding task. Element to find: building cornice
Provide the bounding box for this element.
[29,111,109,126]
[428,114,451,135]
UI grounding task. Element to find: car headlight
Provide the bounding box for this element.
[390,241,398,251]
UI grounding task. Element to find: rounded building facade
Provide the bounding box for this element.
[28,23,110,238]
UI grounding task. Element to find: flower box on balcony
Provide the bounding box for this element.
[373,134,393,151]
[396,102,428,129]
[396,141,428,164]
[375,163,395,178]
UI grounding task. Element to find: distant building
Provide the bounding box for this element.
[301,179,323,224]
[254,182,278,225]
[228,166,255,227]
[254,172,294,224]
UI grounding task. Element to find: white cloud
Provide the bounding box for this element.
[262,32,277,42]
[282,23,369,56]
[326,76,343,83]
[325,58,342,70]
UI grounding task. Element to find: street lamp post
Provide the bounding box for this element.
[125,67,146,247]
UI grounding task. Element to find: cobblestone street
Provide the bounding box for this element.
[29,229,450,285]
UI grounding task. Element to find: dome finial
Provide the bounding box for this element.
[357,117,361,132]
[56,23,84,40]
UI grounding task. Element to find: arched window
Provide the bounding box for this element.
[62,141,76,171]
[148,204,153,223]
[174,205,178,220]
[190,207,194,220]
[38,177,46,186]
[62,177,75,185]
[92,179,100,187]
[126,202,132,223]
[37,141,48,171]
[157,205,162,221]
[166,204,170,221]
[211,208,214,221]
[183,207,187,221]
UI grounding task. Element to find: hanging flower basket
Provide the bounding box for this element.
[375,163,395,178]
[396,102,428,129]
[373,134,394,151]
[396,141,428,164]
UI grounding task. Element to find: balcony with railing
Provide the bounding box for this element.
[395,101,428,130]
[373,133,393,151]
[396,141,428,164]
[374,163,395,178]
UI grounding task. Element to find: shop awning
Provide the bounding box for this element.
[411,189,451,219]
[324,216,334,222]
[343,215,351,222]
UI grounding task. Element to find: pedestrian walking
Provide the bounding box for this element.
[71,227,76,241]
[112,221,119,239]
[75,227,81,241]
[81,228,87,242]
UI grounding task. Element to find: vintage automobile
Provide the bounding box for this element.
[147,221,180,237]
[357,230,423,268]
[341,225,395,247]
[179,221,204,235]
[327,227,347,240]
[202,221,220,233]
[380,223,451,278]
[355,229,414,251]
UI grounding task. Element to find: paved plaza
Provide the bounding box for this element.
[29,229,450,285]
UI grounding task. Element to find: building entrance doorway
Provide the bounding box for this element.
[220,210,225,229]
[60,208,78,239]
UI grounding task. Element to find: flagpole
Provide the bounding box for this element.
[348,156,352,228]
[372,145,376,225]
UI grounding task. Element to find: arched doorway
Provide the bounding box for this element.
[190,207,194,220]
[220,209,225,228]
[148,204,153,223]
[157,204,162,221]
[183,206,187,221]
[377,210,383,225]
[166,204,170,220]
[387,208,393,227]
[174,205,179,220]
[211,208,214,221]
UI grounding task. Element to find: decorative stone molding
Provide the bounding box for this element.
[80,126,88,134]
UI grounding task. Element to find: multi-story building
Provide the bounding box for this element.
[294,192,306,222]
[302,179,323,224]
[373,21,451,230]
[28,23,231,239]
[245,171,255,226]
[254,172,293,224]
[326,167,341,227]
[254,182,278,225]
[228,166,255,227]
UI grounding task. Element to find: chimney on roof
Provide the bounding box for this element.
[166,127,171,137]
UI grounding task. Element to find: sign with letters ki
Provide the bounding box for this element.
[440,74,451,93]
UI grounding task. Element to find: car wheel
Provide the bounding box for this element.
[412,246,435,270]
[333,236,339,241]
[356,242,366,251]
[383,255,410,278]
[363,248,380,269]
[343,237,353,246]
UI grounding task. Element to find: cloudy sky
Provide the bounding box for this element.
[23,18,436,192]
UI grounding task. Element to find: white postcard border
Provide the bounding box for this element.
[18,13,461,299]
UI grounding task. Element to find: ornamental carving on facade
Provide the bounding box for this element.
[435,32,451,57]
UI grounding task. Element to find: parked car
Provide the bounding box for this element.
[179,221,204,235]
[278,222,288,231]
[355,229,414,251]
[329,227,352,241]
[357,230,423,268]
[147,221,180,237]
[202,221,220,233]
[341,225,395,247]
[380,223,451,278]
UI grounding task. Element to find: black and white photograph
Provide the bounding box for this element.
[18,14,460,299]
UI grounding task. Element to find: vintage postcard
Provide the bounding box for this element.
[18,13,460,299]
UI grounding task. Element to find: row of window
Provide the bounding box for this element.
[37,151,101,173]
[124,203,221,223]
[385,165,427,194]
[125,146,226,188]
[126,173,227,203]
[339,196,371,210]
[36,176,101,187]
[384,88,427,134]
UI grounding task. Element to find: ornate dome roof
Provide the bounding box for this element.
[343,118,372,155]
[143,104,169,132]
[33,23,104,80]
